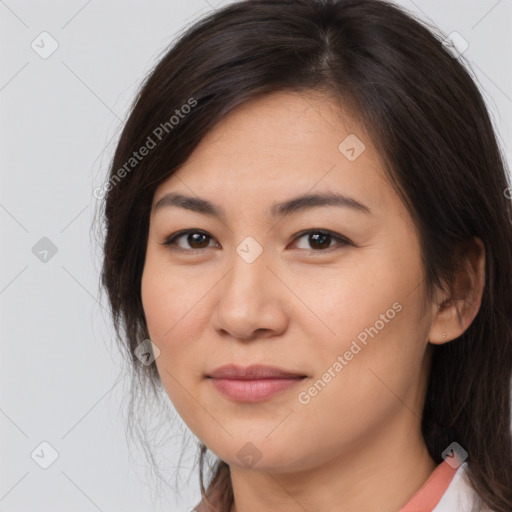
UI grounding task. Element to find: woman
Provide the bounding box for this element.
[98,0,512,510]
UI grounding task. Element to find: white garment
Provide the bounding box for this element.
[432,462,491,512]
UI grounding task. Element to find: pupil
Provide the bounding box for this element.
[310,232,330,249]
[189,233,208,248]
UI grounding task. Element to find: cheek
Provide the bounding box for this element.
[141,268,200,433]
[293,249,416,359]
[140,256,209,406]
[296,242,428,408]
[289,297,428,467]
[141,266,171,342]
[141,253,204,342]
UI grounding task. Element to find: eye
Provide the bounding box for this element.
[160,229,218,252]
[290,229,352,252]
[160,228,352,253]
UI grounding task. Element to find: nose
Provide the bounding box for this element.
[211,247,289,341]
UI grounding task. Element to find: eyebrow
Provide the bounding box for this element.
[153,191,372,219]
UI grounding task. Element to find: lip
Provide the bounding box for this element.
[207,364,307,402]
[208,364,306,380]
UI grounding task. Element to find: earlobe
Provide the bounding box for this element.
[428,237,486,345]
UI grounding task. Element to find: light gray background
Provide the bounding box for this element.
[1,1,511,511]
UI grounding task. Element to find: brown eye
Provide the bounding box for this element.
[161,230,217,252]
[291,230,351,252]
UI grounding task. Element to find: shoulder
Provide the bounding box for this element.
[432,462,492,512]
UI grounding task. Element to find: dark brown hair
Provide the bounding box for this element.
[98,1,512,510]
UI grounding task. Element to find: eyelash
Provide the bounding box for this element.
[160,229,353,254]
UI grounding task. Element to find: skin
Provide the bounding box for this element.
[140,91,486,512]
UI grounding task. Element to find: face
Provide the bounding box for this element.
[141,91,434,473]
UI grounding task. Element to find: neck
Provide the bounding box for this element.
[228,413,437,512]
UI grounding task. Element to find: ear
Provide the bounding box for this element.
[428,237,486,345]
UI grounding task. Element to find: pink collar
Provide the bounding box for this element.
[399,459,458,512]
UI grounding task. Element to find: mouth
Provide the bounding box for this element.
[206,364,307,402]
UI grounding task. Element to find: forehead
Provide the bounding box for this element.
[153,91,391,213]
